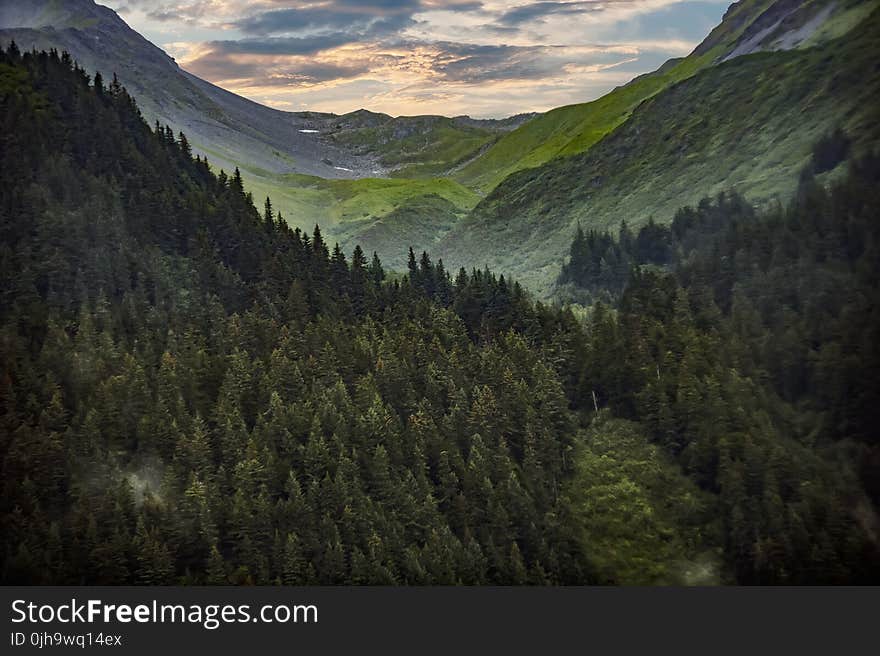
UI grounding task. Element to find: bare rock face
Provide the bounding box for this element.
[694,0,845,63]
[720,0,840,62]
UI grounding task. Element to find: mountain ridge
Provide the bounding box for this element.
[0,0,532,181]
[451,0,875,194]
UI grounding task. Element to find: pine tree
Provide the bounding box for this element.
[178,131,192,158]
[369,251,385,286]
[407,247,418,285]
[109,73,122,97]
[205,544,228,584]
[263,196,274,230]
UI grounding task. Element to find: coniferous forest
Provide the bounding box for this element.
[2,45,879,585]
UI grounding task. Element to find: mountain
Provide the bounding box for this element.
[0,0,372,179]
[452,0,879,195]
[0,0,529,251]
[0,0,533,182]
[0,44,594,585]
[439,0,880,296]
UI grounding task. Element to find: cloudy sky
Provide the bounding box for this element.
[106,1,730,117]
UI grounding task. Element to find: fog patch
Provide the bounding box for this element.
[672,550,722,586]
[125,458,165,505]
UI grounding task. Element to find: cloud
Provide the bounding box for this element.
[183,51,370,86]
[231,1,485,37]
[116,0,235,24]
[180,35,651,100]
[497,1,617,26]
[208,34,357,56]
[429,42,635,83]
[235,7,413,37]
[103,0,729,116]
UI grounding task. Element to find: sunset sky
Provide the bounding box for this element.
[105,1,730,117]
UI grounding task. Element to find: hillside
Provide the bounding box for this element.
[441,2,880,296]
[243,173,480,270]
[452,0,877,195]
[0,0,376,179]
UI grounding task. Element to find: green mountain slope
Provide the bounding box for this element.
[452,0,875,195]
[323,109,535,180]
[451,57,700,194]
[243,173,480,269]
[440,3,880,297]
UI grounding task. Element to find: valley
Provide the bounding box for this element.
[3,0,878,297]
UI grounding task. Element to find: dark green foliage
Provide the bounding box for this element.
[0,47,589,585]
[556,218,673,302]
[810,127,851,175]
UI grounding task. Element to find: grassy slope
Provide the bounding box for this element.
[568,415,721,585]
[802,0,880,44]
[450,55,712,194]
[439,7,880,297]
[332,194,466,270]
[448,0,774,195]
[328,116,502,179]
[449,0,872,195]
[242,170,480,266]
